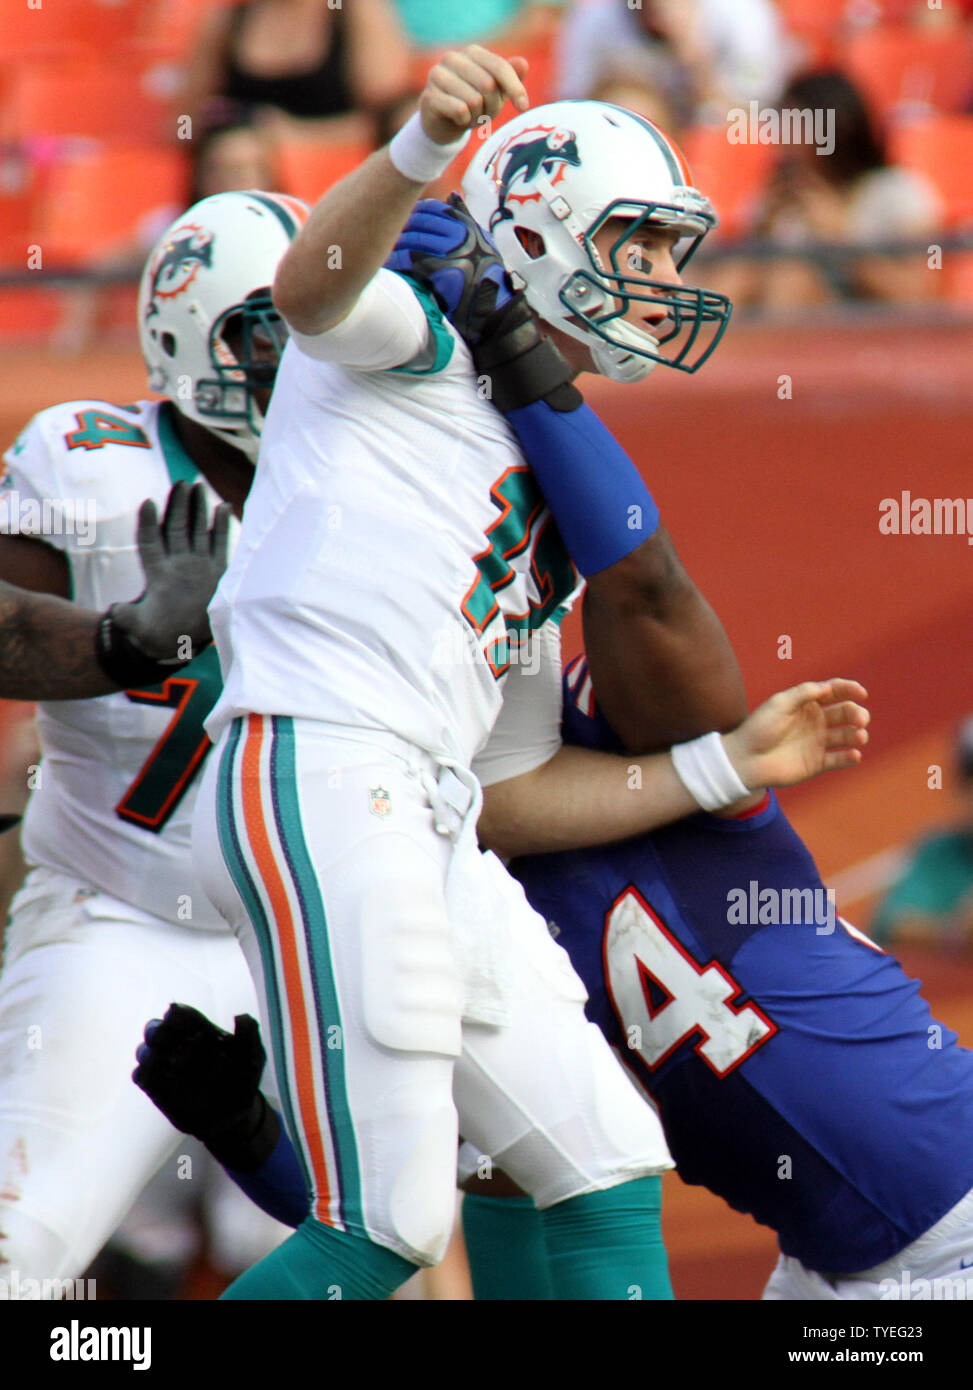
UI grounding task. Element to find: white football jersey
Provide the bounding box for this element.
[0,398,237,930]
[207,272,579,770]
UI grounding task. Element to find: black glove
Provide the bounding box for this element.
[133,1003,278,1171]
[389,194,582,413]
[96,480,231,688]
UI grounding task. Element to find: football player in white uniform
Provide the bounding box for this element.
[0,189,308,1286]
[193,46,796,1300]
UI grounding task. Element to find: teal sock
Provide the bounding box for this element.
[538,1176,673,1301]
[220,1217,417,1300]
[461,1193,555,1300]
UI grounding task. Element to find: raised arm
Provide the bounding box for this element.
[272,46,528,336]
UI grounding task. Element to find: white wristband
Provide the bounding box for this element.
[670,731,750,811]
[388,111,471,184]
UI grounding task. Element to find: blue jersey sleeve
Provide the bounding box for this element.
[503,399,660,576]
[223,1107,310,1229]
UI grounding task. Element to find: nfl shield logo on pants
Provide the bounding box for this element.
[369,786,391,818]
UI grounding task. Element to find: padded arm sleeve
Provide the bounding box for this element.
[286,269,445,373]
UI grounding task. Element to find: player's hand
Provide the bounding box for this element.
[420,44,529,145]
[133,1003,265,1143]
[111,480,231,663]
[387,195,518,343]
[388,195,578,410]
[724,679,870,791]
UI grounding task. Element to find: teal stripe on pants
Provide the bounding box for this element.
[215,718,313,1207]
[268,716,364,1233]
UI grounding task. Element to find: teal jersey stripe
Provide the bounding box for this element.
[389,277,455,376]
[215,719,313,1205]
[156,402,201,485]
[268,716,364,1233]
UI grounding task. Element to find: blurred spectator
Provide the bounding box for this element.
[188,102,279,203]
[184,0,412,145]
[375,92,422,147]
[52,106,281,356]
[869,719,973,952]
[556,0,788,125]
[713,69,943,308]
[588,66,685,142]
[393,1,563,50]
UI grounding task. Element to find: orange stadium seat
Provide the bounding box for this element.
[275,140,371,203]
[0,191,34,270]
[134,0,224,58]
[777,0,850,64]
[889,114,973,302]
[407,32,557,110]
[0,158,39,270]
[681,126,776,241]
[0,57,176,144]
[0,0,146,57]
[842,24,973,125]
[0,287,63,339]
[889,115,973,227]
[34,145,185,266]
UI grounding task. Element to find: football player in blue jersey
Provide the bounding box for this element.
[129,199,973,1303]
[502,659,973,1301]
[390,197,973,1300]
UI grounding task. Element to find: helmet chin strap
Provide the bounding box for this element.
[591,339,657,383]
[551,284,660,383]
[586,311,661,382]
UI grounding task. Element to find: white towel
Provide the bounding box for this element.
[421,763,514,1029]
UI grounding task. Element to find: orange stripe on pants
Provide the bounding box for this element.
[239,713,335,1223]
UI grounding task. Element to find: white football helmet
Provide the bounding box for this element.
[139,190,309,460]
[462,102,731,382]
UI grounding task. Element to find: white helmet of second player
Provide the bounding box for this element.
[138,191,310,460]
[462,102,732,382]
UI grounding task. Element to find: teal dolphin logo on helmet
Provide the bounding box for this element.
[145,226,214,320]
[487,126,581,230]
